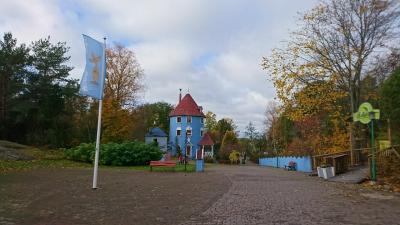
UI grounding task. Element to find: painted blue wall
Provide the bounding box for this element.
[169,115,204,158]
[259,156,312,172]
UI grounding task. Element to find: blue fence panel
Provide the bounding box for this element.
[259,156,312,172]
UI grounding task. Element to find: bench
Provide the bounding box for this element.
[149,161,177,171]
[284,161,297,171]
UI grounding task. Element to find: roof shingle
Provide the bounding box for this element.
[199,132,214,146]
[169,94,205,117]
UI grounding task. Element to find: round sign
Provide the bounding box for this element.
[358,102,373,124]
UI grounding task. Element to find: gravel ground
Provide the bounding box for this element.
[0,167,229,225]
[1,165,399,225]
[182,165,400,225]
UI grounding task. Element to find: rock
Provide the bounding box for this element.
[383,185,391,191]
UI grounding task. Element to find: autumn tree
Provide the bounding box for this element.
[262,0,400,153]
[102,44,144,142]
[104,44,143,107]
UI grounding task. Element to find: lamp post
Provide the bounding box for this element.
[353,102,379,182]
[369,112,377,181]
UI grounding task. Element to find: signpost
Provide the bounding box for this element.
[353,102,380,181]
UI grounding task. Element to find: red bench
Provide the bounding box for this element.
[149,161,177,171]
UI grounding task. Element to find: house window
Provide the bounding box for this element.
[200,130,204,137]
[186,128,192,137]
[187,116,192,123]
[201,118,204,124]
[176,128,181,136]
[177,117,182,123]
[186,145,191,156]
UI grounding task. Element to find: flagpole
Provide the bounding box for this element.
[92,37,106,189]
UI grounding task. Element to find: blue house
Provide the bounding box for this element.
[169,91,206,158]
[145,127,168,152]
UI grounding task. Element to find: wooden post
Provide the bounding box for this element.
[388,118,392,146]
[349,123,354,166]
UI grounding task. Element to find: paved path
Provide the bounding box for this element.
[182,165,400,225]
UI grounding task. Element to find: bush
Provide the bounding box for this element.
[65,141,163,166]
[229,150,240,164]
[249,151,260,164]
[204,156,214,163]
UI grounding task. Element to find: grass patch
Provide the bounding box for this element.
[148,163,196,172]
[0,160,197,174]
[0,140,196,173]
[0,159,92,174]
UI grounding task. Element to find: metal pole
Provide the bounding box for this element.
[272,117,278,168]
[92,37,106,189]
[371,120,377,181]
[185,135,187,172]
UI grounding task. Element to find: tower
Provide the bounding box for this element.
[169,91,205,158]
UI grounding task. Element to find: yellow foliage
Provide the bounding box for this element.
[102,99,134,143]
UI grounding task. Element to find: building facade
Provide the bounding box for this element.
[169,92,205,158]
[145,127,168,152]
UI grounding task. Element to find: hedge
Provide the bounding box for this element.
[65,141,163,166]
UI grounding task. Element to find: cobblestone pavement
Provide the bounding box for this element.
[182,165,400,225]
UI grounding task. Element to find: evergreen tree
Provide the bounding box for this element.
[0,32,30,139]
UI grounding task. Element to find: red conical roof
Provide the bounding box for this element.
[199,132,214,146]
[169,94,205,117]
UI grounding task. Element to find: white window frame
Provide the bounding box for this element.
[186,127,192,137]
[176,127,182,136]
[187,116,192,123]
[201,117,204,124]
[177,116,182,123]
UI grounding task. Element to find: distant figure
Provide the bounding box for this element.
[243,152,247,164]
[178,153,183,164]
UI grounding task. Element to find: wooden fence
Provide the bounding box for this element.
[312,145,400,175]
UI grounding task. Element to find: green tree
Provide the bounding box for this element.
[219,131,238,160]
[380,68,400,144]
[23,37,76,146]
[0,32,30,139]
[205,111,217,131]
[131,102,173,141]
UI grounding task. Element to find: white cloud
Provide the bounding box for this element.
[0,0,318,134]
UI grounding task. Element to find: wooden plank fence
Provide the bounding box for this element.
[312,145,400,175]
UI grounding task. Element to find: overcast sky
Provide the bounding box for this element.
[0,0,318,135]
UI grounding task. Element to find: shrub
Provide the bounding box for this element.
[229,150,240,164]
[65,141,163,166]
[249,151,260,164]
[204,156,214,163]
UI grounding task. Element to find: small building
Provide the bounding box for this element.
[145,127,168,152]
[199,132,215,158]
[169,90,207,158]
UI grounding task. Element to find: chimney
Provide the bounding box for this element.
[179,89,182,103]
[199,106,203,113]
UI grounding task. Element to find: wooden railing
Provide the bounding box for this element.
[374,145,400,165]
[312,148,370,171]
[312,145,400,173]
